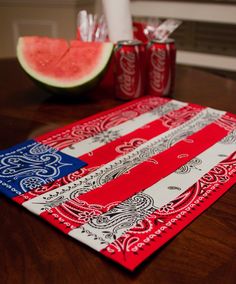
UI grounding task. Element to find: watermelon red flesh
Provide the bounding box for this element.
[54,41,103,80]
[17,36,113,89]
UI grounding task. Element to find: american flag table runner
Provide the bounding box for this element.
[1,96,236,270]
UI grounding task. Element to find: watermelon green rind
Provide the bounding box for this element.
[16,37,113,93]
[27,56,112,96]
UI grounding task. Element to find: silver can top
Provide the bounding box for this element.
[116,40,143,46]
[151,38,175,44]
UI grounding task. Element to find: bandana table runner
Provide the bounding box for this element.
[1,96,236,271]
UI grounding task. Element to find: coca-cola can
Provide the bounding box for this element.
[147,39,176,97]
[114,40,145,100]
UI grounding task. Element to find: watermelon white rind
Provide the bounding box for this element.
[16,36,113,94]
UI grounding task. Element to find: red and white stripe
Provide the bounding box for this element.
[10,96,236,270]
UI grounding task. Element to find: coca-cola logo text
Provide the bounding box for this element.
[118,52,136,97]
[150,48,166,92]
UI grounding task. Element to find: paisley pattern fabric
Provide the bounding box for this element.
[0,140,86,197]
[1,96,236,271]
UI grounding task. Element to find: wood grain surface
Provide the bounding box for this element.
[0,58,235,284]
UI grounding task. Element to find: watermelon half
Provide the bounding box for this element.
[17,36,113,94]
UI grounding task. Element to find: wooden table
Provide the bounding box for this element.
[0,58,236,284]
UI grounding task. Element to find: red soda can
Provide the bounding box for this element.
[147,39,176,97]
[114,40,145,100]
